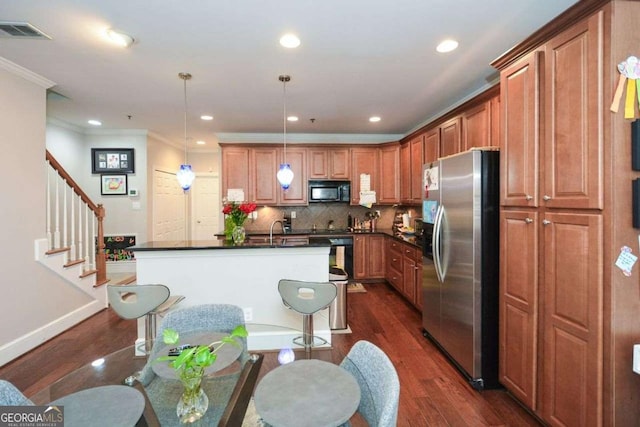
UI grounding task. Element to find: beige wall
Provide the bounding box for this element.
[0,65,91,364]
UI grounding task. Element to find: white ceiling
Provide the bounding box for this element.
[0,0,578,148]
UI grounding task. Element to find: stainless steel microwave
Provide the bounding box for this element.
[308,180,350,203]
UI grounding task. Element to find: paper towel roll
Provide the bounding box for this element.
[402,214,410,228]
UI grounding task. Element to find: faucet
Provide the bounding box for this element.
[269,219,285,245]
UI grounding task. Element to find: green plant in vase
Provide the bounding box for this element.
[157,325,248,424]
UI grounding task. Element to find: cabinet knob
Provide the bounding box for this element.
[525,195,533,200]
[543,195,551,201]
[525,218,533,224]
[542,219,551,225]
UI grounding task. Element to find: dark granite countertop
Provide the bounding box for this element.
[131,238,332,251]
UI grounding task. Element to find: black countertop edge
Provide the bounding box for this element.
[131,239,332,251]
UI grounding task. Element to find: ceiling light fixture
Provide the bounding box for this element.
[88,119,102,126]
[279,33,300,48]
[105,28,134,47]
[436,39,459,53]
[287,116,299,122]
[200,115,213,121]
[277,75,294,190]
[176,72,195,192]
[369,116,381,123]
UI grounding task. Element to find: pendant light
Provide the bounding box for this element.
[277,74,294,190]
[177,72,195,191]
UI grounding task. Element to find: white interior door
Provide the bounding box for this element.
[152,168,187,241]
[191,174,220,240]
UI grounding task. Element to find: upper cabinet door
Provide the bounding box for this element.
[440,117,462,157]
[221,146,251,201]
[308,148,329,179]
[543,12,603,210]
[251,148,278,205]
[424,127,440,164]
[500,51,541,207]
[350,147,379,205]
[379,144,400,204]
[278,147,307,205]
[329,148,350,179]
[409,136,424,202]
[463,101,491,150]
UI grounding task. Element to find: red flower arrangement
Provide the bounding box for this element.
[222,201,257,227]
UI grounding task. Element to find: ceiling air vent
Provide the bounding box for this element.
[0,22,51,39]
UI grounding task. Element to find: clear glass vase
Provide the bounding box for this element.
[177,367,209,424]
[232,225,246,244]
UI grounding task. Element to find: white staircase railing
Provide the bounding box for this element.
[45,150,107,285]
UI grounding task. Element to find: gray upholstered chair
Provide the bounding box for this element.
[340,340,400,427]
[0,380,33,406]
[278,279,337,352]
[137,304,251,426]
[107,284,185,354]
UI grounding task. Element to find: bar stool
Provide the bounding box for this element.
[107,284,185,354]
[278,279,337,352]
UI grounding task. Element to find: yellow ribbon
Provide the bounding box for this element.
[625,78,636,119]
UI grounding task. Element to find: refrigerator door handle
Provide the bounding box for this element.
[432,204,444,283]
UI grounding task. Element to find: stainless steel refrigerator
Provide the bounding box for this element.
[421,149,499,390]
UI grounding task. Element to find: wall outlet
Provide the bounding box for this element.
[291,211,296,219]
[243,307,253,322]
[634,344,640,374]
[250,211,258,220]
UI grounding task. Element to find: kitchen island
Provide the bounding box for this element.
[131,239,331,352]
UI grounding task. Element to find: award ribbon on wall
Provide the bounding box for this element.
[610,55,640,119]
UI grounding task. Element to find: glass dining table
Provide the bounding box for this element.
[27,344,261,427]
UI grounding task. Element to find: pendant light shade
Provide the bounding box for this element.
[277,164,294,189]
[177,72,195,191]
[277,75,294,190]
[177,164,195,190]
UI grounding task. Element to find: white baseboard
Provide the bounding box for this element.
[0,301,105,367]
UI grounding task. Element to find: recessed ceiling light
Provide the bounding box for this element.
[436,39,459,53]
[196,140,206,145]
[280,33,301,48]
[88,119,102,126]
[287,116,299,122]
[105,28,134,47]
[369,116,381,123]
[200,115,213,121]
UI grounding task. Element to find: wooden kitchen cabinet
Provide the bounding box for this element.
[439,117,462,157]
[400,135,423,204]
[379,144,400,204]
[540,212,603,426]
[542,16,603,210]
[463,101,491,150]
[496,7,608,425]
[221,146,251,200]
[278,147,307,205]
[251,147,278,205]
[500,210,539,410]
[353,234,385,280]
[307,147,350,180]
[423,127,440,164]
[500,52,540,207]
[401,243,422,309]
[385,238,403,291]
[350,148,379,205]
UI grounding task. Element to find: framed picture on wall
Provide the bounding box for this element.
[91,148,135,174]
[100,174,128,196]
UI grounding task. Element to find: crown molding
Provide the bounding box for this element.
[0,56,55,88]
[215,133,403,144]
[47,117,84,133]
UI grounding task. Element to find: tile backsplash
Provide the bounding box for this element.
[242,203,421,232]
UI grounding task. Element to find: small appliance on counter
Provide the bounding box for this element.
[393,208,408,233]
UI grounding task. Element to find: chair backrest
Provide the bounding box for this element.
[340,340,400,427]
[278,280,337,315]
[107,284,170,320]
[0,380,33,406]
[138,304,249,385]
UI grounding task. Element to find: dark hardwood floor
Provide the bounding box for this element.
[0,282,541,426]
